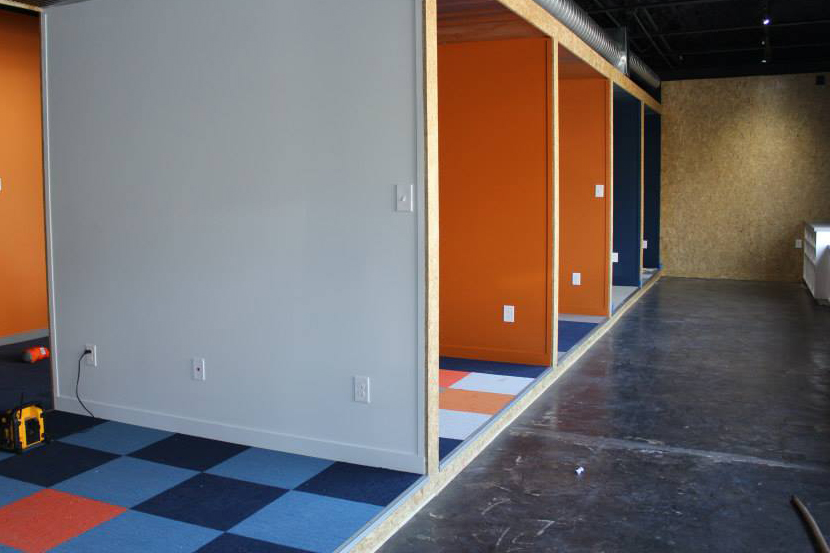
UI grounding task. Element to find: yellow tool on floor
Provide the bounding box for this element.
[1,402,47,453]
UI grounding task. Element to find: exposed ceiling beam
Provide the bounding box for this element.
[640,7,678,65]
[629,19,830,39]
[681,42,830,56]
[632,9,675,68]
[592,0,625,29]
[588,0,740,15]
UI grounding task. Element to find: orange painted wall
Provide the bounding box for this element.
[0,10,48,339]
[438,37,552,366]
[558,76,610,316]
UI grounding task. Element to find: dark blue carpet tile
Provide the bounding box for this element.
[439,357,548,379]
[0,337,52,411]
[134,473,287,531]
[198,533,313,553]
[439,438,463,461]
[129,433,248,471]
[558,321,599,352]
[0,441,118,487]
[295,462,420,507]
[43,410,106,440]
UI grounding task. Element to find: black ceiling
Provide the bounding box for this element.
[7,0,829,81]
[573,0,830,80]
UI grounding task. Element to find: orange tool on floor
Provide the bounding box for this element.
[22,346,50,363]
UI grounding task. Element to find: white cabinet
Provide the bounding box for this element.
[803,222,830,301]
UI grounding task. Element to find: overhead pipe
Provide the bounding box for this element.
[628,53,662,90]
[531,0,662,90]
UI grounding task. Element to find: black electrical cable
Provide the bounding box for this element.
[793,495,830,553]
[76,350,95,418]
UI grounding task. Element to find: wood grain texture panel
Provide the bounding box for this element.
[662,74,830,282]
[438,0,544,43]
[0,0,40,12]
[424,0,440,477]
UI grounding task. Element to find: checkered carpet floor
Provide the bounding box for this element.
[0,411,420,552]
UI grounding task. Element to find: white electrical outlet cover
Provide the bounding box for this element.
[503,305,515,323]
[594,184,604,198]
[85,344,97,367]
[795,239,803,249]
[612,252,619,263]
[572,273,581,286]
[642,240,648,249]
[354,376,370,403]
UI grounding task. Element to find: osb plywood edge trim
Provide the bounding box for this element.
[346,272,663,552]
[497,0,661,113]
[0,0,40,11]
[424,0,441,477]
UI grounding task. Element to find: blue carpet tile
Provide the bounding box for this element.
[43,409,107,439]
[231,491,382,553]
[129,433,248,471]
[439,438,463,461]
[295,462,420,507]
[0,441,118,487]
[198,533,312,552]
[134,473,287,531]
[52,511,221,553]
[439,357,548,379]
[0,412,421,553]
[558,321,599,352]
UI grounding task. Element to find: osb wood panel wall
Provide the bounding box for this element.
[662,73,830,281]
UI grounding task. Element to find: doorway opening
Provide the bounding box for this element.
[435,0,553,465]
[0,7,51,416]
[557,45,611,361]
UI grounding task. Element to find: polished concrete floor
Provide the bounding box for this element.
[381,278,830,552]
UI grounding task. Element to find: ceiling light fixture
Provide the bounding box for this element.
[763,17,770,25]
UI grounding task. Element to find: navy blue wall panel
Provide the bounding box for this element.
[612,87,642,287]
[643,110,661,268]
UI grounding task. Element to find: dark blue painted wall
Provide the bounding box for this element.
[643,110,661,268]
[612,87,642,287]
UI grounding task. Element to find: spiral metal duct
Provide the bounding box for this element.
[628,52,662,90]
[532,0,662,90]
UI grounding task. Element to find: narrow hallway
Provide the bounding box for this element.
[381,278,830,552]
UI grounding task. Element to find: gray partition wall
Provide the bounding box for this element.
[43,0,425,473]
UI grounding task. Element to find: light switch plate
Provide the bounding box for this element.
[192,358,206,381]
[594,184,604,198]
[572,272,581,286]
[503,305,515,323]
[396,184,413,212]
[612,252,619,263]
[795,239,803,249]
[642,240,648,249]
